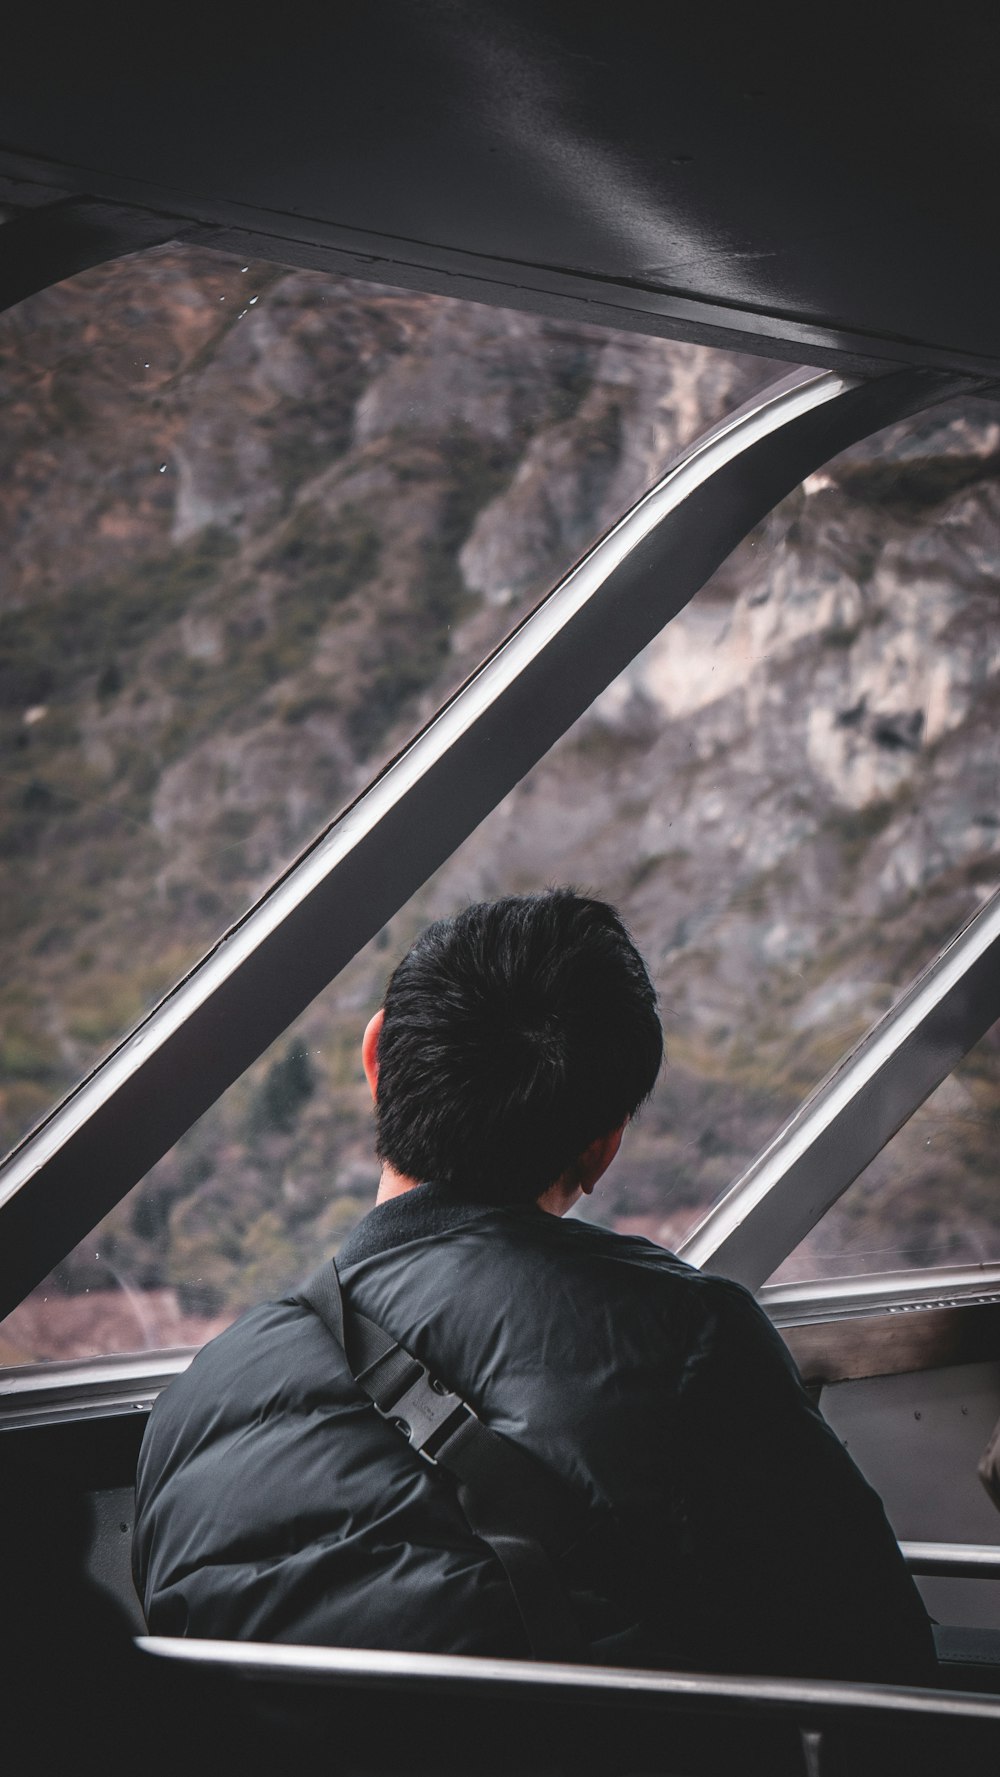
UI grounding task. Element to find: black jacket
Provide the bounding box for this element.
[134,1188,935,1681]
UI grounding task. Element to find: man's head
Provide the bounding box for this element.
[368,889,663,1205]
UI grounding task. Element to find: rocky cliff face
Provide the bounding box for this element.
[0,246,996,1359]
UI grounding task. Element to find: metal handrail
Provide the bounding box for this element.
[902,1543,1000,1580]
[138,1635,1000,1723]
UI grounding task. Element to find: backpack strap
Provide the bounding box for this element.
[297,1258,589,1663]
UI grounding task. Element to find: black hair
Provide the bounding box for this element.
[374,889,663,1204]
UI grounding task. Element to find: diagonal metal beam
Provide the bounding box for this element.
[680,891,1000,1291]
[0,364,971,1320]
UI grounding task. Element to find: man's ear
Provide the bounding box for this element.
[576,1121,626,1195]
[362,1008,384,1102]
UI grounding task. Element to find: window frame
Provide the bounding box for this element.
[681,896,1000,1292]
[0,245,983,1357]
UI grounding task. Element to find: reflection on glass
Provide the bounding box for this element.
[0,243,776,1176]
[767,1021,1000,1284]
[2,320,998,1366]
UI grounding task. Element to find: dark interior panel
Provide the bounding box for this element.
[2,11,999,375]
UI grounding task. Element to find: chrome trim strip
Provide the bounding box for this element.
[762,1265,1000,1326]
[0,1347,194,1428]
[681,890,1000,1291]
[901,1543,1000,1580]
[138,1636,1000,1720]
[0,1391,157,1431]
[0,364,967,1320]
[8,1259,1000,1422]
[0,1347,194,1398]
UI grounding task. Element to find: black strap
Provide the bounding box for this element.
[297,1258,589,1662]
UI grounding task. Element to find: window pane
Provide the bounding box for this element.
[767,1021,1000,1285]
[4,359,999,1366]
[0,243,778,1171]
[569,393,998,1255]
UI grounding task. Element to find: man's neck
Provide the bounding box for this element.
[374,1163,580,1217]
[375,1163,421,1205]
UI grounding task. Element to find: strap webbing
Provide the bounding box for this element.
[297,1258,589,1662]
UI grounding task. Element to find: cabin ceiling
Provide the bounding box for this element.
[1,8,999,377]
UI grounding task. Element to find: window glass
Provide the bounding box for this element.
[3,322,999,1366]
[565,393,998,1256]
[767,1020,1000,1285]
[0,243,777,1172]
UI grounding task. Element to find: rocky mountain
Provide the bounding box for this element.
[0,245,996,1362]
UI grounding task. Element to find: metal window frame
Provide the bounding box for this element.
[4,175,1000,386]
[9,1264,1000,1428]
[680,892,1000,1291]
[0,360,974,1323]
[0,1349,190,1429]
[762,1265,1000,1328]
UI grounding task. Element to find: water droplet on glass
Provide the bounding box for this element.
[220,295,226,302]
[144,362,150,369]
[159,464,167,473]
[241,266,249,273]
[249,296,258,305]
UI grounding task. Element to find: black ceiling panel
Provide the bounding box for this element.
[1,7,999,372]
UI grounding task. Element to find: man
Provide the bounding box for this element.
[134,890,934,1681]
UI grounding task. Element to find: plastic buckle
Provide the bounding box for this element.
[382,1363,472,1464]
